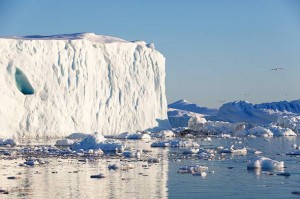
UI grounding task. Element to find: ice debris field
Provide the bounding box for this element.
[0,131,300,197]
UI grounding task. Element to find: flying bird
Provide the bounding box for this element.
[271,67,285,71]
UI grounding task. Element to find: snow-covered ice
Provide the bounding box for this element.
[188,116,244,135]
[167,99,218,128]
[0,138,18,146]
[115,132,151,140]
[217,100,300,125]
[151,141,170,147]
[71,132,124,152]
[218,145,247,155]
[247,156,284,170]
[248,126,273,137]
[276,116,300,133]
[151,130,175,138]
[55,138,74,146]
[0,32,170,138]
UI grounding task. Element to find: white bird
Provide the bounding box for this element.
[271,67,285,71]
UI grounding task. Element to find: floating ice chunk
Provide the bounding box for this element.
[55,139,74,146]
[121,163,135,170]
[139,133,151,140]
[0,138,18,146]
[247,156,284,170]
[148,157,160,163]
[108,163,120,170]
[169,139,199,148]
[151,130,175,138]
[116,132,136,139]
[277,172,291,177]
[151,141,170,147]
[218,134,231,138]
[286,150,300,155]
[188,116,207,130]
[123,151,134,158]
[198,151,215,159]
[71,133,124,152]
[247,148,263,155]
[115,132,151,140]
[268,125,297,136]
[24,159,39,166]
[276,116,300,132]
[96,141,124,152]
[192,172,207,177]
[248,126,273,137]
[182,148,199,154]
[108,163,134,171]
[218,145,247,155]
[180,165,208,173]
[90,173,105,178]
[135,150,142,159]
[203,137,212,142]
[188,116,243,135]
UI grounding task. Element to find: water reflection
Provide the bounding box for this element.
[1,137,300,199]
[0,141,169,199]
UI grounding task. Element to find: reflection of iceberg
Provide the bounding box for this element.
[14,141,169,198]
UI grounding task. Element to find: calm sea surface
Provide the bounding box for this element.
[0,137,300,199]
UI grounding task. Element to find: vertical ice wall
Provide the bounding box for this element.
[0,33,170,138]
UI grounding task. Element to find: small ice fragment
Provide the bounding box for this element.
[247,156,284,170]
[148,158,160,163]
[90,173,105,178]
[277,172,291,177]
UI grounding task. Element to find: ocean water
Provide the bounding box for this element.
[0,137,299,198]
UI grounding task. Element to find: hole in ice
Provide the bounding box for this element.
[14,67,35,95]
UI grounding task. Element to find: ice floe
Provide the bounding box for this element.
[55,139,74,146]
[151,130,175,138]
[218,145,247,155]
[115,132,151,140]
[247,157,284,170]
[71,132,124,152]
[0,138,18,146]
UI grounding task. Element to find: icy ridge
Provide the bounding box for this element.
[0,33,170,138]
[217,100,300,124]
[168,99,218,116]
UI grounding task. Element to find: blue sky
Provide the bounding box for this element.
[1,0,300,108]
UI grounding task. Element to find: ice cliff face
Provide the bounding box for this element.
[0,33,170,138]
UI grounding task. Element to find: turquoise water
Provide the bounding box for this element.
[0,137,299,198]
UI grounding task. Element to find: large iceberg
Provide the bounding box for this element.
[0,33,170,138]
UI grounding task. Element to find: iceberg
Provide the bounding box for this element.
[70,132,124,152]
[0,33,170,138]
[247,156,284,170]
[168,99,218,128]
[217,100,300,125]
